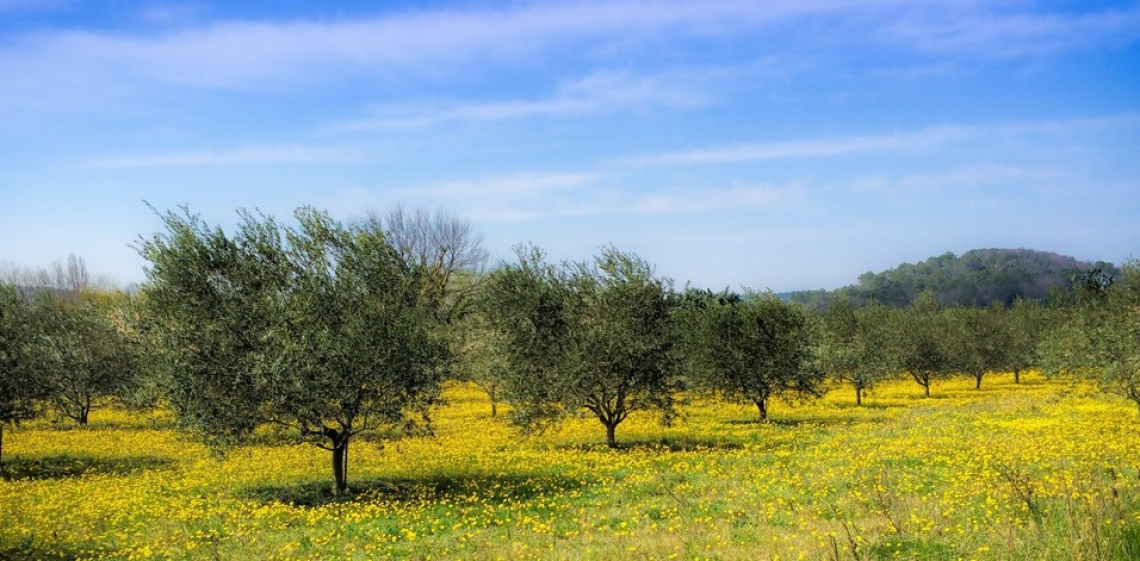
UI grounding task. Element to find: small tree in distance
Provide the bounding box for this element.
[679,291,823,422]
[896,291,951,398]
[366,206,489,323]
[944,303,1012,391]
[37,297,138,425]
[451,312,509,418]
[480,245,680,447]
[1005,298,1046,383]
[817,298,896,406]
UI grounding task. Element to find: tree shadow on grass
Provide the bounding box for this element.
[723,411,893,427]
[555,436,745,453]
[722,417,836,427]
[0,542,115,561]
[0,455,173,481]
[242,471,593,509]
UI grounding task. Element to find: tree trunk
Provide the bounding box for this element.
[1014,369,1021,384]
[855,386,863,407]
[490,399,498,419]
[0,423,4,464]
[605,423,617,448]
[974,373,983,390]
[79,404,89,426]
[923,379,931,398]
[330,434,350,495]
[756,398,769,422]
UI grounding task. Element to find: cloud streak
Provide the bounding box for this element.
[3,0,1136,101]
[86,144,364,168]
[328,68,719,131]
[625,114,1140,165]
[397,170,802,223]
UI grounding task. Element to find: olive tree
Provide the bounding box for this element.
[138,206,444,494]
[0,284,48,462]
[450,312,509,418]
[943,303,1012,390]
[1005,298,1047,383]
[817,299,896,406]
[680,292,824,422]
[35,295,138,425]
[1040,262,1140,415]
[480,245,680,447]
[895,291,952,398]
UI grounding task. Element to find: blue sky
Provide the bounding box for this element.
[1,0,1138,291]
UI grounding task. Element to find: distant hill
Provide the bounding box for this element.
[789,248,1119,309]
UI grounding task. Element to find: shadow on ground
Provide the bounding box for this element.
[243,471,593,509]
[556,436,745,453]
[0,455,173,481]
[0,543,115,561]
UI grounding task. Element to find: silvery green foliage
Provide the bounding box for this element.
[138,206,444,493]
[679,290,823,421]
[817,298,896,406]
[1040,261,1140,414]
[0,285,44,426]
[481,245,681,447]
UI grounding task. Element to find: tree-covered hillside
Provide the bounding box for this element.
[791,248,1119,309]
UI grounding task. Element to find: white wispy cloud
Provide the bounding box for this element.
[394,170,801,223]
[0,1,802,92]
[625,124,975,165]
[851,162,1061,194]
[4,0,1133,101]
[881,4,1140,57]
[401,172,601,199]
[85,144,364,168]
[625,114,1140,165]
[328,68,719,131]
[562,182,804,216]
[393,172,601,223]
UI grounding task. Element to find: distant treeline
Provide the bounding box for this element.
[789,248,1119,310]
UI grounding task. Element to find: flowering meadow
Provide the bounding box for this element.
[2,374,1138,560]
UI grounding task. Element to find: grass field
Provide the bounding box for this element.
[2,373,1139,560]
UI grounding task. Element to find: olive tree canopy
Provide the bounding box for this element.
[480,245,681,447]
[678,291,823,422]
[138,206,444,494]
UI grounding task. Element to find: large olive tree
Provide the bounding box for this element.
[139,206,444,494]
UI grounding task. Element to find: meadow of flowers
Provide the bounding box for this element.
[2,373,1138,560]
